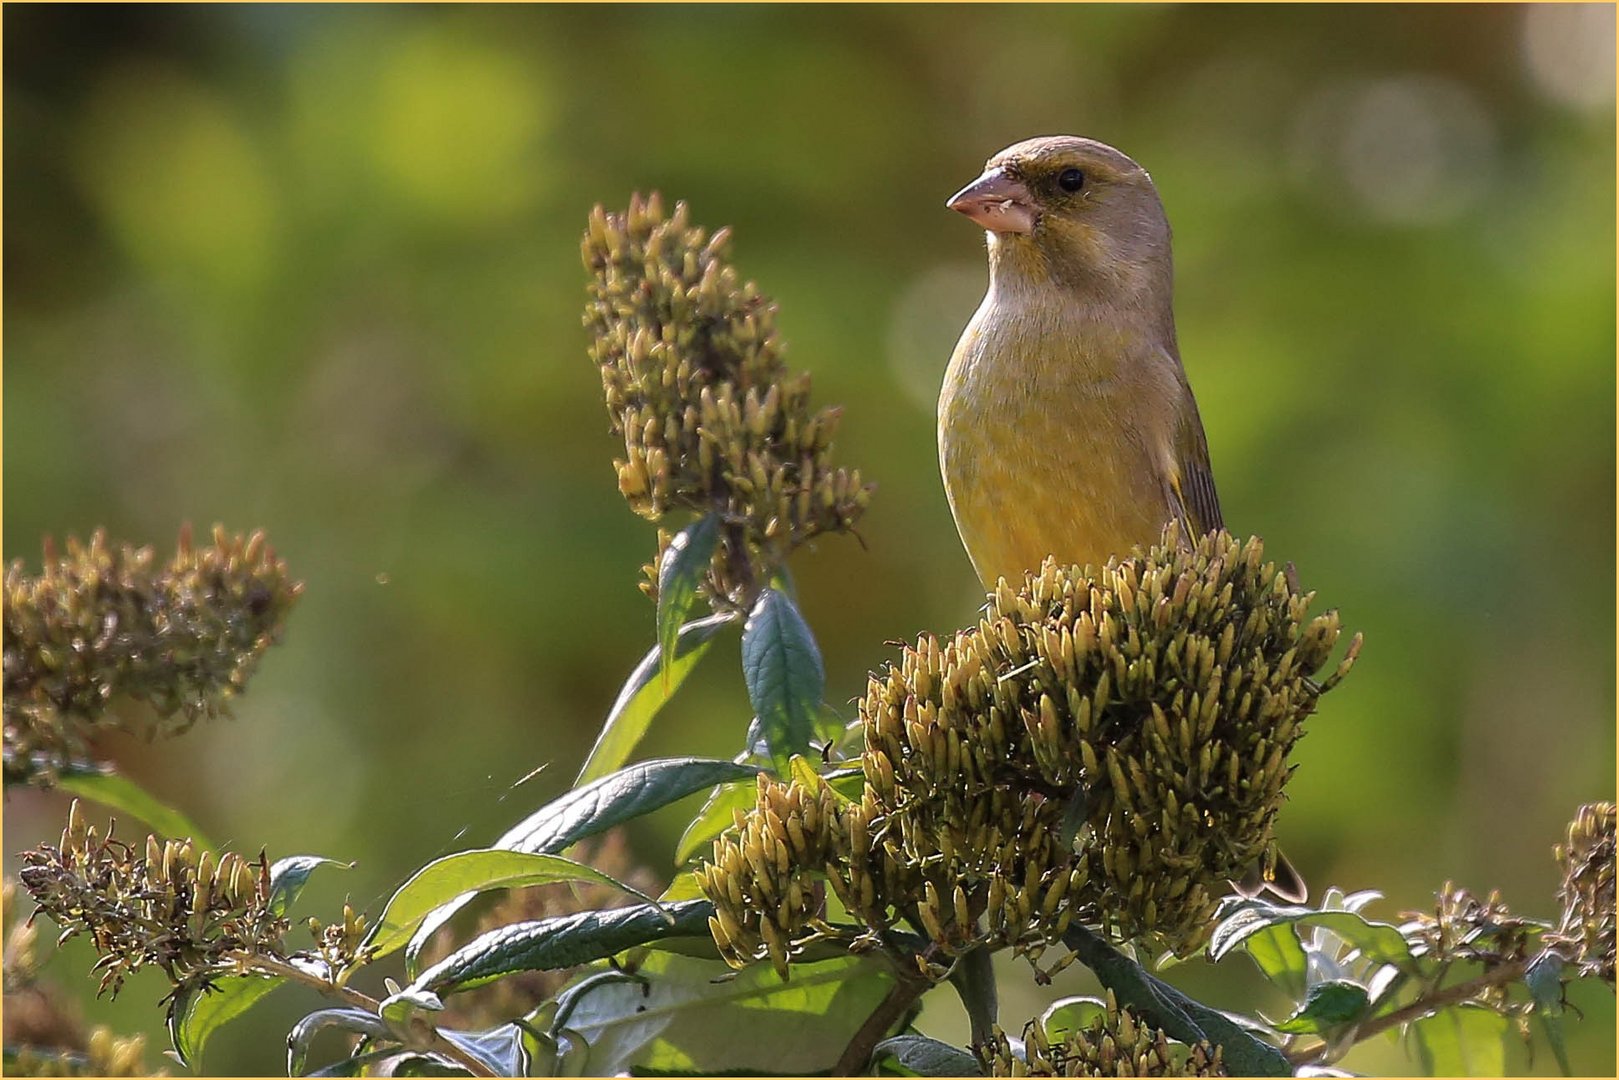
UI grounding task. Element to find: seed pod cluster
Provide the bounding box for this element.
[979,993,1226,1077]
[4,526,302,785]
[583,194,872,607]
[17,801,287,997]
[860,528,1359,955]
[1553,801,1615,984]
[1406,883,1537,976]
[696,774,842,978]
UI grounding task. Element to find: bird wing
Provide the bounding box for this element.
[1163,365,1224,537]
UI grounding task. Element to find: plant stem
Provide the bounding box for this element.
[1285,956,1532,1069]
[833,970,929,1075]
[235,953,501,1078]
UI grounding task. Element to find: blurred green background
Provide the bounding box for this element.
[4,3,1614,1075]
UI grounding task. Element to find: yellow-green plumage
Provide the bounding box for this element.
[939,135,1221,588]
[939,136,1305,904]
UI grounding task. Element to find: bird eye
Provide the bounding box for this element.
[1058,168,1085,192]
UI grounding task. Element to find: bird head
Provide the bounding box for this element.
[948,136,1172,297]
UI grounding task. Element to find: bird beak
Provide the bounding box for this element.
[946,167,1035,235]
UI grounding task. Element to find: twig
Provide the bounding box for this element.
[236,953,501,1078]
[1285,956,1532,1069]
[833,970,930,1075]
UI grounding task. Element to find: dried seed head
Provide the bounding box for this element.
[583,196,872,609]
[856,529,1356,955]
[979,994,1227,1077]
[4,527,301,786]
[1554,802,1616,984]
[16,802,286,999]
[696,776,841,974]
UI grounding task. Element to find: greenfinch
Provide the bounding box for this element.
[939,135,1304,902]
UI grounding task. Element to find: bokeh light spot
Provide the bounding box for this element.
[372,27,555,225]
[76,65,279,297]
[1289,74,1498,225]
[1523,3,1617,112]
[885,262,987,415]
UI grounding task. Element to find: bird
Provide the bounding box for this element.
[938,135,1305,903]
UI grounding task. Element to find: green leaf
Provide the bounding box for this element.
[381,988,444,1035]
[268,856,351,917]
[501,757,759,855]
[1039,997,1109,1041]
[1057,787,1090,851]
[1210,899,1413,969]
[872,1034,979,1077]
[674,780,756,866]
[168,975,286,1068]
[408,757,755,971]
[577,614,736,786]
[1410,1002,1510,1076]
[741,587,825,776]
[1240,923,1309,1000]
[439,1025,530,1077]
[1525,952,1572,1075]
[56,768,213,850]
[305,1049,430,1077]
[1271,980,1370,1034]
[369,849,656,961]
[288,1009,390,1077]
[657,515,721,689]
[826,767,864,805]
[560,951,894,1075]
[1063,924,1290,1077]
[787,754,824,793]
[415,900,716,995]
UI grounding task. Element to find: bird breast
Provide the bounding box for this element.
[938,286,1178,586]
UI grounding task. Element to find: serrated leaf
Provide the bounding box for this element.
[674,780,756,866]
[577,613,736,786]
[1525,952,1572,1075]
[872,1034,979,1077]
[268,856,351,917]
[1210,898,1412,969]
[168,975,285,1068]
[55,767,213,850]
[1272,980,1370,1034]
[561,951,894,1075]
[741,587,825,776]
[408,757,755,972]
[288,1009,390,1077]
[657,515,721,689]
[415,900,715,994]
[369,849,656,961]
[1410,1002,1509,1076]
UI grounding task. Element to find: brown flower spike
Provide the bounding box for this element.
[583,194,872,608]
[980,993,1226,1077]
[1553,801,1615,984]
[700,527,1359,975]
[3,526,301,785]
